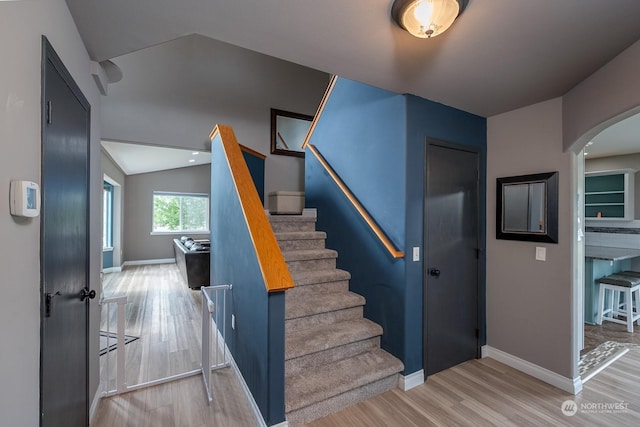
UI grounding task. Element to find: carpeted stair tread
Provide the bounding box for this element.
[283,249,338,262]
[275,231,327,241]
[269,215,316,223]
[286,291,365,320]
[286,318,382,360]
[285,348,404,413]
[290,269,351,286]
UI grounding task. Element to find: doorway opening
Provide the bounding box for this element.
[573,110,640,383]
[98,142,213,393]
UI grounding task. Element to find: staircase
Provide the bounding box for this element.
[269,214,404,426]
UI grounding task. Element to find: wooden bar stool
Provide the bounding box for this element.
[596,274,640,333]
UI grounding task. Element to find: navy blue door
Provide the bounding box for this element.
[40,38,91,427]
[425,141,480,376]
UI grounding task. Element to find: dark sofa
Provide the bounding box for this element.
[173,236,210,289]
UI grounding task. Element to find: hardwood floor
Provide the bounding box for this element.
[95,263,258,427]
[307,350,640,427]
[100,264,203,387]
[95,265,640,426]
[93,365,258,427]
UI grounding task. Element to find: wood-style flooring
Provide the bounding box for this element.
[94,347,640,426]
[100,264,203,387]
[93,364,257,427]
[95,265,640,426]
[94,264,258,427]
[307,350,640,427]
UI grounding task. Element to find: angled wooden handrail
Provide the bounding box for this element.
[301,74,338,150]
[210,125,294,292]
[239,144,266,160]
[307,144,404,259]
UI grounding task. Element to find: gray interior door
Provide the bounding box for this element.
[40,38,92,427]
[425,141,479,376]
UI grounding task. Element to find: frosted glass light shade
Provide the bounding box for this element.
[395,0,461,38]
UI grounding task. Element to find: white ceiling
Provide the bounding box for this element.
[66,0,640,118]
[101,140,211,175]
[586,113,640,159]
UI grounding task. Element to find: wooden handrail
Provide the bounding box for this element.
[307,144,404,259]
[210,125,294,292]
[239,144,266,160]
[301,74,338,150]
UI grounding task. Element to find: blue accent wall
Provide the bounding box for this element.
[306,77,409,369]
[243,150,265,205]
[306,77,486,376]
[405,94,487,372]
[210,133,285,425]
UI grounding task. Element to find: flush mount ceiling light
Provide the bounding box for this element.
[392,0,468,38]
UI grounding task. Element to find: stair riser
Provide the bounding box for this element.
[285,306,363,334]
[271,221,316,233]
[287,258,336,272]
[285,374,399,427]
[285,336,379,375]
[278,238,325,251]
[286,281,349,299]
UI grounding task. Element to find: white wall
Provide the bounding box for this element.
[0,0,102,424]
[487,98,575,379]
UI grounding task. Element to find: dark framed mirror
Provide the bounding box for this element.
[270,108,313,158]
[496,171,558,243]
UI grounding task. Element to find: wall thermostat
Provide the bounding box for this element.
[10,180,40,217]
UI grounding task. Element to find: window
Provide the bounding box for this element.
[152,192,209,233]
[103,182,113,249]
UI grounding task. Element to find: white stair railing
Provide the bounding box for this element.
[99,284,232,399]
[100,294,128,396]
[201,284,232,402]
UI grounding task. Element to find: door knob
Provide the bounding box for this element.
[80,287,96,302]
[429,268,441,277]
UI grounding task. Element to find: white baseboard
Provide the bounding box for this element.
[102,266,122,274]
[399,369,424,391]
[89,381,105,425]
[122,258,175,267]
[271,422,289,427]
[482,345,582,394]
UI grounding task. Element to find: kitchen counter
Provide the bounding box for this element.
[585,245,640,261]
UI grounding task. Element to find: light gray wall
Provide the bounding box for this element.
[485,33,640,385]
[0,0,102,424]
[101,149,126,266]
[563,40,640,152]
[585,154,640,219]
[123,164,211,261]
[487,98,574,379]
[100,35,330,202]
